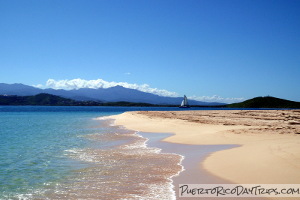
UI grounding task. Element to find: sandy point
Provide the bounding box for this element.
[107,110,300,185]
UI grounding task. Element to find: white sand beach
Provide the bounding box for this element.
[109,110,300,185]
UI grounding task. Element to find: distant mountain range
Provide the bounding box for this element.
[1,84,299,108]
[0,83,224,106]
[1,93,299,108]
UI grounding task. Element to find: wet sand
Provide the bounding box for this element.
[110,110,300,194]
[140,132,269,200]
[139,132,236,198]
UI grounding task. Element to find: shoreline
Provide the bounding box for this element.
[137,132,238,199]
[109,110,300,186]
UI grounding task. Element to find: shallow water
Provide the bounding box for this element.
[138,133,238,198]
[37,121,183,200]
[1,106,269,199]
[0,106,186,199]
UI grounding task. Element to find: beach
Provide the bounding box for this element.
[111,110,300,198]
[2,107,299,199]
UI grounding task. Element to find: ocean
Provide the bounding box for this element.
[1,106,219,199]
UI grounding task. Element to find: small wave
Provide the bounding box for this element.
[25,117,185,199]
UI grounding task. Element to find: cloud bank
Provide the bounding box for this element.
[35,78,244,103]
[190,95,245,104]
[37,78,179,97]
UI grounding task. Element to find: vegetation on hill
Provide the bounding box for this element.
[0,93,101,106]
[227,96,300,108]
[0,93,160,107]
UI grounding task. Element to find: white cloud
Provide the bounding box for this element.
[32,84,44,88]
[34,78,244,103]
[189,95,245,104]
[36,78,179,97]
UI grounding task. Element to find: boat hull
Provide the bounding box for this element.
[179,106,190,108]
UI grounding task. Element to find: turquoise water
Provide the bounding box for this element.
[0,110,110,198]
[0,106,194,199]
[0,106,265,199]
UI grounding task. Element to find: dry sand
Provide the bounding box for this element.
[110,110,300,184]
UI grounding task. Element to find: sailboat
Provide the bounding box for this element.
[179,95,190,108]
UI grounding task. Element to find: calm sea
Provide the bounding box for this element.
[1,106,223,199]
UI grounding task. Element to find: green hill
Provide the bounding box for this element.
[0,93,160,106]
[0,93,101,106]
[227,96,300,109]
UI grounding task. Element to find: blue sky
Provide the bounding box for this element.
[1,0,300,102]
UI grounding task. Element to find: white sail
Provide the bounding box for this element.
[181,100,185,107]
[180,95,190,108]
